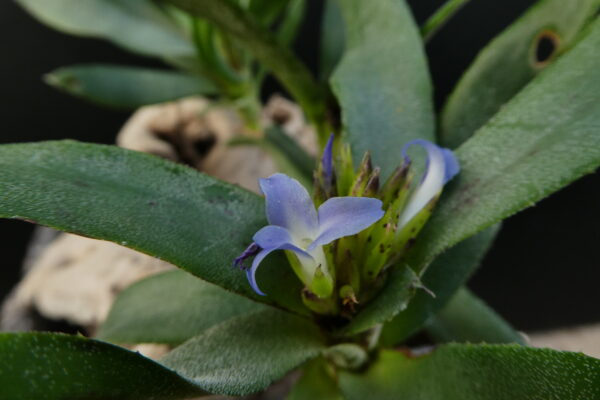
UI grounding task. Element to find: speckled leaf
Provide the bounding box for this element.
[440,0,600,148]
[0,141,306,314]
[46,64,217,109]
[331,0,435,178]
[380,226,500,345]
[98,270,265,345]
[161,309,327,396]
[0,332,207,400]
[15,0,196,65]
[408,18,600,275]
[426,288,525,345]
[340,346,600,400]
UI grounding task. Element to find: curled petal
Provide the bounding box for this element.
[248,225,313,296]
[246,248,277,296]
[253,225,309,257]
[399,139,460,227]
[309,197,384,250]
[233,242,260,270]
[259,173,318,241]
[441,147,460,184]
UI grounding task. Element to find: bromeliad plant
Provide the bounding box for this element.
[1,0,600,399]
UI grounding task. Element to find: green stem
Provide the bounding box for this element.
[167,0,329,142]
[421,0,472,42]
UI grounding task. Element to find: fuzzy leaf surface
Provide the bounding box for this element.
[161,309,326,396]
[340,345,600,400]
[99,270,265,345]
[409,18,600,275]
[0,332,207,400]
[0,141,306,314]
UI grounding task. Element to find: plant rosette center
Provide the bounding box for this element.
[235,135,459,318]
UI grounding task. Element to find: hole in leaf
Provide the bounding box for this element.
[531,30,560,69]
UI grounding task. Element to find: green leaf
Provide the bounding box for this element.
[338,267,418,337]
[331,0,435,178]
[165,0,328,135]
[440,0,600,148]
[421,0,472,41]
[426,288,525,345]
[287,358,344,400]
[276,0,307,47]
[319,0,345,81]
[408,18,600,276]
[46,64,218,109]
[380,226,500,346]
[0,141,306,314]
[0,332,207,400]
[161,309,327,396]
[98,270,265,345]
[15,0,196,65]
[340,346,600,399]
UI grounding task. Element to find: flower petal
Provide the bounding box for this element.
[398,139,460,227]
[246,248,277,296]
[321,134,334,185]
[309,197,384,250]
[248,225,313,296]
[253,225,309,257]
[259,173,318,240]
[233,242,260,270]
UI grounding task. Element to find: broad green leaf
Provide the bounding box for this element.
[0,141,306,314]
[0,332,206,400]
[319,0,345,81]
[380,226,500,346]
[165,0,327,134]
[426,288,525,345]
[440,0,600,148]
[46,64,218,109]
[98,270,264,345]
[331,0,435,177]
[408,18,600,275]
[161,309,327,396]
[287,358,344,400]
[15,0,196,66]
[338,268,418,337]
[340,346,600,400]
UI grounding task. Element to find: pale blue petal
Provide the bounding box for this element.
[248,225,313,296]
[246,248,276,296]
[253,225,309,257]
[259,173,318,240]
[309,197,384,250]
[441,148,460,184]
[399,139,459,227]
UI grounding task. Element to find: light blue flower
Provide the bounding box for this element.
[398,139,460,228]
[243,173,384,296]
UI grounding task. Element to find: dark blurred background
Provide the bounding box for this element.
[1,0,598,332]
